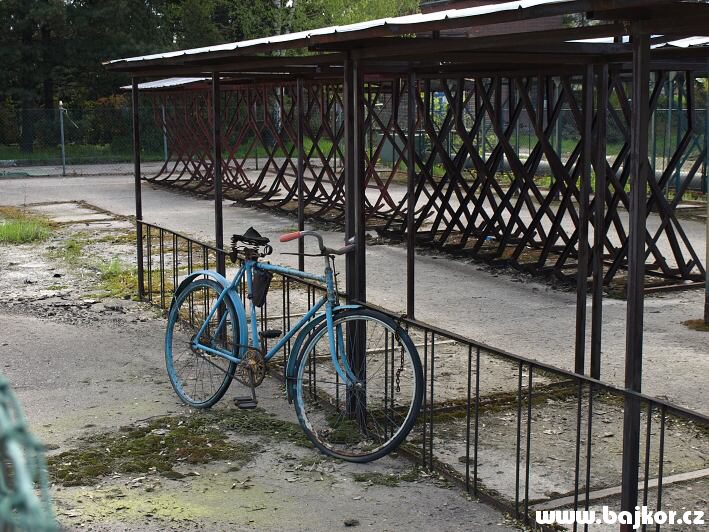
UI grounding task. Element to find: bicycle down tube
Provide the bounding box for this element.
[190,260,358,384]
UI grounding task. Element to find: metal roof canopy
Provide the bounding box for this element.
[105,0,709,80]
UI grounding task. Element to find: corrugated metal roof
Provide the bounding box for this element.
[105,0,572,66]
[573,36,709,48]
[119,77,208,90]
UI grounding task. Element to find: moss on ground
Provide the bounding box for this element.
[352,467,421,487]
[48,408,308,487]
[216,407,310,447]
[95,231,137,245]
[683,319,709,332]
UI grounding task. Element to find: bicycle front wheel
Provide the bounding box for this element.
[165,279,238,408]
[293,309,423,462]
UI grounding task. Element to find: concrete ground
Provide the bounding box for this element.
[1,169,707,414]
[0,205,519,531]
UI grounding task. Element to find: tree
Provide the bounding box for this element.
[0,0,65,151]
[311,0,418,27]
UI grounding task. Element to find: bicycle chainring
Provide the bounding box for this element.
[234,348,266,387]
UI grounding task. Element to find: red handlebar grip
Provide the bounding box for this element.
[280,231,303,243]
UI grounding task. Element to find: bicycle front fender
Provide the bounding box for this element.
[285,303,361,403]
[170,270,249,357]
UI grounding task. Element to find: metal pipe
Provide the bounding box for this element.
[407,72,417,318]
[212,72,225,276]
[161,103,168,162]
[665,76,673,193]
[59,101,66,177]
[131,78,144,300]
[354,60,366,303]
[591,64,609,380]
[575,64,593,375]
[620,30,650,530]
[297,78,306,271]
[705,64,709,324]
[344,54,356,304]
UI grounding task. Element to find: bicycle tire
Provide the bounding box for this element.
[293,308,423,462]
[165,279,238,408]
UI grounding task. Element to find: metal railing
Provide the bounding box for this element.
[138,220,709,529]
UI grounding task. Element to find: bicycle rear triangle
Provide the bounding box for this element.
[164,227,423,462]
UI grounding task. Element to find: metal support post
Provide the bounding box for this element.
[212,72,225,276]
[353,62,366,303]
[131,79,144,300]
[705,64,709,324]
[675,76,684,192]
[344,54,357,304]
[59,101,66,177]
[620,31,650,530]
[591,64,608,380]
[575,65,593,375]
[297,78,306,271]
[161,103,168,162]
[407,72,417,318]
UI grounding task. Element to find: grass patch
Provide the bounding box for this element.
[46,284,68,291]
[98,259,139,299]
[682,319,709,332]
[53,235,87,264]
[0,207,53,244]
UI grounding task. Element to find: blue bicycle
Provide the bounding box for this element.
[165,228,423,462]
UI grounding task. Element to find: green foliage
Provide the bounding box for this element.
[315,0,419,27]
[0,0,420,155]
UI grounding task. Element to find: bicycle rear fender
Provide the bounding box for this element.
[170,270,249,356]
[285,304,361,403]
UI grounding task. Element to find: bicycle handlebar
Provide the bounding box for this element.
[279,231,355,256]
[279,231,302,243]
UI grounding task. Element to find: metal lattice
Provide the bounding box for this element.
[0,376,56,531]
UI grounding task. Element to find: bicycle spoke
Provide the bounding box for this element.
[295,310,422,461]
[166,280,237,407]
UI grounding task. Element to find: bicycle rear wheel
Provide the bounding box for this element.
[165,279,238,408]
[293,309,423,462]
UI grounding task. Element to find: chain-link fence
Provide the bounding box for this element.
[0,104,165,169]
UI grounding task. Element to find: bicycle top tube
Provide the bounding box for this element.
[255,261,326,285]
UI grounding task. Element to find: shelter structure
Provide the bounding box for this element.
[107,1,709,527]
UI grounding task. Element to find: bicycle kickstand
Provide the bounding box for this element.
[233,369,258,410]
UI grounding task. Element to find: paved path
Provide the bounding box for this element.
[2,173,707,413]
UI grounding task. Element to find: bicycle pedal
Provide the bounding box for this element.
[259,329,282,339]
[233,395,255,403]
[234,399,258,409]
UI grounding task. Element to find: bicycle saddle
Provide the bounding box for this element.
[231,227,270,246]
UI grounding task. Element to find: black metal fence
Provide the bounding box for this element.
[139,220,709,529]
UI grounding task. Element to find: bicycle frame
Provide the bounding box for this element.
[190,258,358,384]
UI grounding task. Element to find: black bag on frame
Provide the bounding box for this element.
[251,269,273,307]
